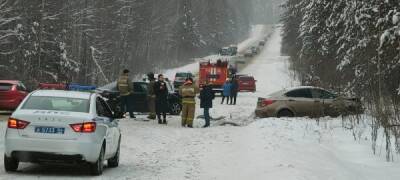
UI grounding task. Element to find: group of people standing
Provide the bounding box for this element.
[116,69,216,128]
[179,77,216,128]
[221,76,239,105]
[117,70,169,124]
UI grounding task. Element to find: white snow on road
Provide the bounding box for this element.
[0,28,399,180]
[163,24,271,80]
[237,24,271,53]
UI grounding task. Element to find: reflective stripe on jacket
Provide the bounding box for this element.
[179,83,199,104]
[182,97,196,104]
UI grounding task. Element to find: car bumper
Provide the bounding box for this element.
[5,136,102,163]
[255,107,275,118]
[239,86,256,91]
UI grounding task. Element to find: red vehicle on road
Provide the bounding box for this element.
[0,80,29,110]
[199,60,229,92]
[38,83,68,90]
[237,75,256,92]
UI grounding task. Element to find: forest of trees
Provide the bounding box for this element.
[281,0,400,160]
[0,0,272,87]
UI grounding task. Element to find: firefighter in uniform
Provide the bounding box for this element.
[117,69,135,118]
[179,77,199,128]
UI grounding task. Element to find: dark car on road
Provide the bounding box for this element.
[97,81,182,115]
[173,72,194,90]
[228,45,238,56]
[251,46,260,55]
[244,49,254,57]
[259,40,266,46]
[219,46,237,56]
[0,80,29,111]
[255,86,363,118]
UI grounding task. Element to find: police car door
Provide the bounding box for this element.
[95,97,115,157]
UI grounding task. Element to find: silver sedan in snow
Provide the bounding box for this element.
[255,86,363,118]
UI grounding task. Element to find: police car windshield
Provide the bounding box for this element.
[22,96,90,113]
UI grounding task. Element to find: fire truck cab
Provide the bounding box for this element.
[199,60,230,93]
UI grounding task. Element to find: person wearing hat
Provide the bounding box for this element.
[147,72,156,120]
[199,81,215,128]
[117,69,135,118]
[154,74,169,124]
[179,77,200,128]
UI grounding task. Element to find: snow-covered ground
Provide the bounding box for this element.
[0,27,400,180]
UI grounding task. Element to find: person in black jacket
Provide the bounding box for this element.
[147,72,157,120]
[154,74,169,124]
[230,76,239,105]
[199,82,215,128]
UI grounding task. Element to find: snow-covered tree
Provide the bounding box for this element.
[0,0,256,86]
[281,0,400,160]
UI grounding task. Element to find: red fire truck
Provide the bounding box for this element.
[199,60,230,92]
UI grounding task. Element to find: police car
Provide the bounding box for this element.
[4,90,121,175]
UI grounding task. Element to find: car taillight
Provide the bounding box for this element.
[8,118,30,129]
[70,122,96,133]
[261,99,276,107]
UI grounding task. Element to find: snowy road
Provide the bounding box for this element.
[0,28,400,180]
[163,24,272,79]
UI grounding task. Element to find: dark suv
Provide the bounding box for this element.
[173,72,194,90]
[97,81,182,115]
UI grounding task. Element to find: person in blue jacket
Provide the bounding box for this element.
[221,79,232,104]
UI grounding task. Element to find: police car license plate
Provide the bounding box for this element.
[35,126,65,134]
